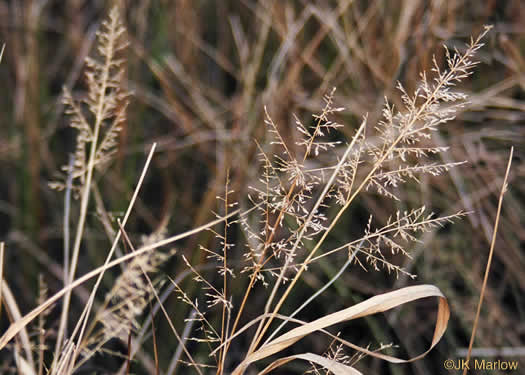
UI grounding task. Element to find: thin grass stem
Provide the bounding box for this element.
[462,147,513,375]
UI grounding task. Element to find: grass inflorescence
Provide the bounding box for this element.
[0,3,521,375]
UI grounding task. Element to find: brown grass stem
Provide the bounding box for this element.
[462,147,513,375]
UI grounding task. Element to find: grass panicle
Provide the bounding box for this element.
[1,4,517,375]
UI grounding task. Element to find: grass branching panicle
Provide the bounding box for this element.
[166,27,491,375]
[47,6,134,372]
[0,6,508,375]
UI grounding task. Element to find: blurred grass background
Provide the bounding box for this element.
[0,0,524,374]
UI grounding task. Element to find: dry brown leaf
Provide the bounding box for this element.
[233,284,449,374]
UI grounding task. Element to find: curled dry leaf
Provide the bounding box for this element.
[232,284,449,374]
